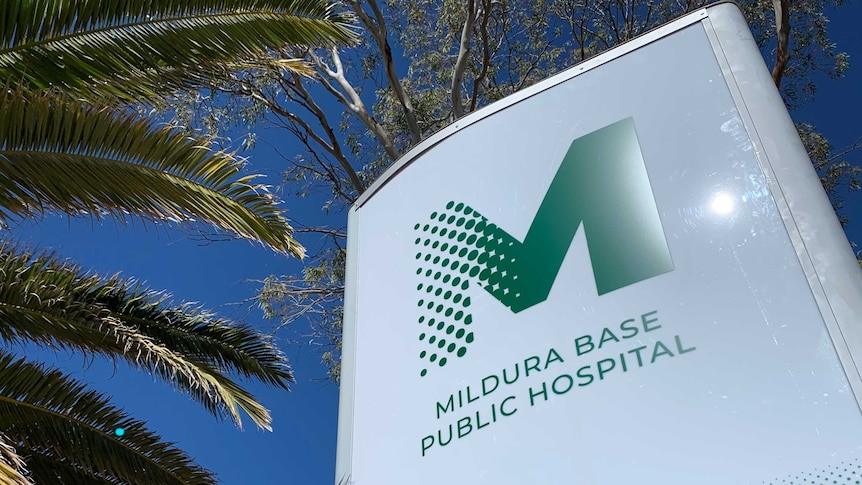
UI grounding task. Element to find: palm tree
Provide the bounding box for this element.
[0,1,355,483]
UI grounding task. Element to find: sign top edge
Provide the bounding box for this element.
[351,1,741,210]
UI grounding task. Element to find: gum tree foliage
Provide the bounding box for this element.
[165,0,859,382]
[0,1,354,483]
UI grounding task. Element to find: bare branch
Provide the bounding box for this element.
[771,0,791,87]
[294,227,347,239]
[285,71,365,195]
[470,0,493,112]
[310,48,403,163]
[453,0,479,119]
[827,136,862,164]
[235,83,360,200]
[349,0,423,144]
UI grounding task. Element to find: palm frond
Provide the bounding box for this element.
[94,283,295,389]
[0,0,356,102]
[136,54,318,95]
[17,454,118,485]
[0,242,292,429]
[0,351,217,485]
[0,87,304,257]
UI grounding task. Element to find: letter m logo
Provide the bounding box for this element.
[412,118,673,375]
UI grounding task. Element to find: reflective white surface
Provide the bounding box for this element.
[341,7,862,485]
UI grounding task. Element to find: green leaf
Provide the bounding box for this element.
[0,0,357,102]
[0,242,293,430]
[0,87,304,257]
[0,350,217,485]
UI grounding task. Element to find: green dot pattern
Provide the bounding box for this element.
[762,459,861,485]
[414,200,522,377]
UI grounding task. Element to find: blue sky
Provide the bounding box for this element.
[11,4,862,485]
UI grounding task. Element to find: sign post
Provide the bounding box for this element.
[335,4,862,484]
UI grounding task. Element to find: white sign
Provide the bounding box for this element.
[336,4,862,484]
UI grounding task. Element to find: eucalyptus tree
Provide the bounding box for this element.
[0,1,354,483]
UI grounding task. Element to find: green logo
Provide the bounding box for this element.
[413,118,673,376]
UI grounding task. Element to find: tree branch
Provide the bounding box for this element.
[470,0,493,112]
[771,0,791,87]
[453,0,478,119]
[236,82,361,200]
[827,136,862,164]
[310,48,402,163]
[349,0,422,144]
[285,71,365,195]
